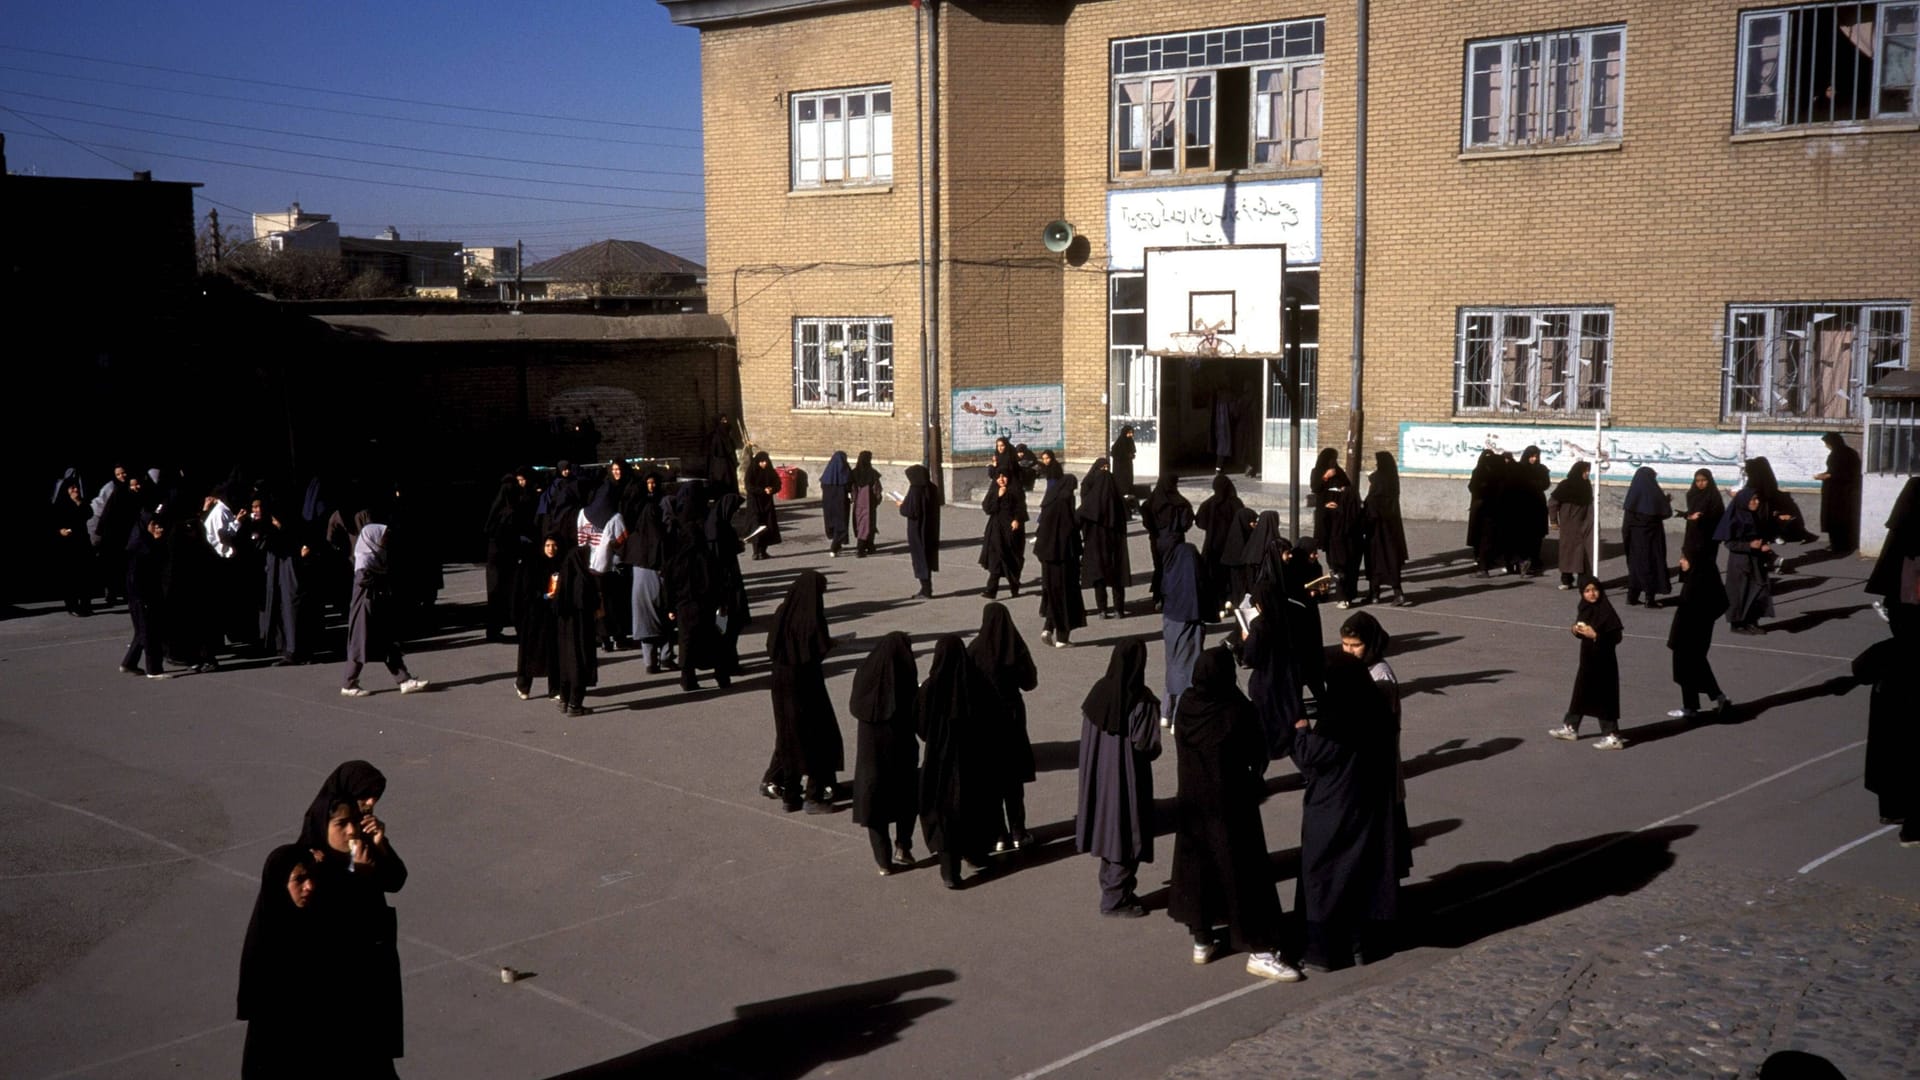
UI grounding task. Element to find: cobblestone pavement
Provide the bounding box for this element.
[1167,862,1920,1079]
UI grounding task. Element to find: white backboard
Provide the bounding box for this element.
[1144,244,1286,358]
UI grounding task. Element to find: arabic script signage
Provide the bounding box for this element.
[1107,178,1320,271]
[951,384,1065,454]
[1398,422,1832,488]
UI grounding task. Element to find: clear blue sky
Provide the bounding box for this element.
[1,1,707,263]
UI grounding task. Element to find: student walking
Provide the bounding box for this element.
[850,631,920,874]
[1548,576,1627,749]
[1076,640,1162,917]
[1667,551,1734,720]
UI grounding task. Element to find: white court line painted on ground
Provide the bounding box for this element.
[1009,736,1868,1080]
[1797,824,1899,874]
[1390,605,1853,662]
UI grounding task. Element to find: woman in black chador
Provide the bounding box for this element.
[516,534,561,701]
[1548,461,1595,589]
[1110,425,1138,514]
[706,415,740,495]
[51,473,95,615]
[848,450,884,557]
[899,464,942,598]
[1079,457,1132,619]
[979,469,1028,598]
[1816,432,1862,555]
[968,602,1038,853]
[819,450,853,557]
[1312,450,1366,608]
[552,543,600,716]
[666,492,732,692]
[1292,653,1403,971]
[1033,472,1087,648]
[917,634,1005,889]
[236,844,329,1080]
[1511,446,1552,576]
[1364,451,1411,606]
[120,511,173,678]
[1620,467,1674,607]
[742,451,783,560]
[1681,469,1725,568]
[1666,549,1732,721]
[1547,576,1628,749]
[1859,477,1917,844]
[1242,549,1303,758]
[1075,640,1163,917]
[622,473,674,673]
[850,631,920,874]
[1465,449,1499,574]
[1195,473,1245,611]
[483,468,536,642]
[1170,645,1299,981]
[991,437,1021,493]
[1142,473,1194,609]
[1716,484,1777,634]
[764,570,844,813]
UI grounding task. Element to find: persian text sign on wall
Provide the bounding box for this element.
[951,385,1065,453]
[1398,423,1833,488]
[1107,178,1320,271]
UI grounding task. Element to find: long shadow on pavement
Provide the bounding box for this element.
[1401,737,1524,780]
[1763,604,1869,634]
[1620,675,1858,748]
[543,969,957,1080]
[1396,669,1514,698]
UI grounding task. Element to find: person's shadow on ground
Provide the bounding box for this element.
[543,969,957,1079]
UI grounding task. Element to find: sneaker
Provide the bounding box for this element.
[340,686,371,698]
[144,672,172,680]
[1039,629,1054,645]
[1051,638,1070,649]
[1160,715,1173,729]
[1557,582,1573,591]
[760,782,781,800]
[1592,734,1628,750]
[398,678,429,694]
[1246,953,1303,982]
[515,688,530,701]
[1547,724,1579,741]
[1335,600,1350,609]
[1010,831,1033,850]
[1666,708,1697,720]
[1102,900,1149,919]
[993,836,1011,854]
[1715,696,1734,713]
[1192,941,1219,965]
[119,664,140,675]
[894,844,915,866]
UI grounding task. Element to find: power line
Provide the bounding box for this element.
[2,106,705,196]
[0,44,702,133]
[0,103,139,173]
[0,64,701,151]
[7,131,707,213]
[0,88,706,179]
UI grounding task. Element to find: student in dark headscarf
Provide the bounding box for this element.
[705,491,751,678]
[1169,645,1299,980]
[538,460,583,549]
[850,631,920,874]
[1292,652,1403,970]
[1224,507,1276,610]
[917,634,1005,888]
[120,510,173,678]
[483,469,537,643]
[765,570,844,812]
[623,474,674,672]
[1511,446,1552,576]
[515,534,561,701]
[1079,456,1132,618]
[1547,461,1595,589]
[1076,639,1162,917]
[1309,448,1344,544]
[978,468,1028,598]
[1548,576,1628,749]
[968,602,1038,853]
[1280,538,1329,700]
[1241,550,1303,757]
[1160,541,1211,730]
[1210,387,1242,474]
[1035,447,1063,493]
[597,464,635,648]
[1864,475,1917,606]
[1364,452,1411,606]
[1666,546,1733,720]
[899,464,942,599]
[991,437,1021,493]
[1621,467,1674,606]
[666,509,729,693]
[552,543,600,716]
[340,525,428,698]
[1339,610,1411,880]
[297,783,407,1076]
[1142,472,1194,609]
[1196,473,1245,609]
[1110,425,1138,515]
[1033,472,1087,648]
[1465,449,1499,570]
[261,497,316,665]
[707,415,740,495]
[849,450,884,557]
[97,466,145,607]
[1857,489,1917,843]
[1716,485,1777,634]
[236,844,327,1080]
[819,450,853,557]
[1681,469,1726,568]
[1815,433,1862,555]
[1313,452,1366,608]
[51,474,95,616]
[742,452,783,561]
[1746,456,1818,548]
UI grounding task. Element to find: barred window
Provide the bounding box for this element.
[1723,302,1910,419]
[1455,307,1613,415]
[792,86,892,190]
[1112,19,1324,176]
[1737,4,1918,130]
[794,317,894,410]
[1464,26,1625,150]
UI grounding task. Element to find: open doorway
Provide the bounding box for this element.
[1159,356,1265,476]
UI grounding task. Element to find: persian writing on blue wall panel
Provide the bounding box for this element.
[1398,422,1831,488]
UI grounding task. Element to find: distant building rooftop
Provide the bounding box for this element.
[521,238,704,281]
[313,312,731,344]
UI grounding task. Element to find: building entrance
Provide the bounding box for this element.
[1159,356,1266,476]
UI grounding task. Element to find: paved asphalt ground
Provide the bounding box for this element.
[2,506,1914,1079]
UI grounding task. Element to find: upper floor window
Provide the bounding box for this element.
[792,86,892,190]
[1456,306,1613,415]
[1737,4,1918,130]
[794,316,894,410]
[1464,26,1625,150]
[1723,301,1910,419]
[1112,19,1324,177]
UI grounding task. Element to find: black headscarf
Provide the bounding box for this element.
[1161,541,1206,623]
[1676,551,1730,620]
[1714,486,1763,543]
[967,600,1035,682]
[1034,473,1078,561]
[820,451,852,487]
[1231,510,1282,567]
[318,761,386,807]
[297,790,354,853]
[582,479,618,530]
[1866,476,1919,601]
[236,844,320,1022]
[1550,461,1593,505]
[1174,644,1252,750]
[1469,449,1499,496]
[1144,473,1192,526]
[1744,457,1781,498]
[1312,447,1340,477]
[1313,653,1391,750]
[1338,610,1391,664]
[1624,467,1667,516]
[1078,457,1122,528]
[1687,469,1724,519]
[767,569,830,666]
[1369,451,1401,502]
[1080,639,1158,736]
[849,631,917,726]
[850,450,881,487]
[1575,575,1624,637]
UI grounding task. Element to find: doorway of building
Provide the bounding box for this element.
[1159,356,1266,476]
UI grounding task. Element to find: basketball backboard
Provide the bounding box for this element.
[1143,244,1286,358]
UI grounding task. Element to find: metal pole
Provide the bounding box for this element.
[915,2,931,471]
[926,0,944,481]
[1591,409,1603,572]
[1345,0,1369,478]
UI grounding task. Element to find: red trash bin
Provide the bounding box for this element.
[774,466,804,500]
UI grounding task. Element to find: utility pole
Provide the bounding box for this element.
[208,208,223,264]
[515,239,524,302]
[1346,0,1370,479]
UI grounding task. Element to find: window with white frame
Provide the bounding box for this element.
[1455,307,1613,414]
[1109,272,1158,422]
[794,317,894,410]
[792,86,893,189]
[1723,302,1910,419]
[1112,19,1325,177]
[1737,4,1918,130]
[1464,25,1625,149]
